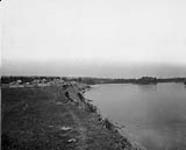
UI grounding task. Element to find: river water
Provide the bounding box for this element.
[85,83,186,150]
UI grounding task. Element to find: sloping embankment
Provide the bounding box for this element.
[2,82,145,150]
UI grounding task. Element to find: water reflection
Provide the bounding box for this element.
[85,83,186,150]
[136,84,158,92]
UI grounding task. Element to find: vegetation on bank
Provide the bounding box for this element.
[2,79,145,150]
[184,80,186,85]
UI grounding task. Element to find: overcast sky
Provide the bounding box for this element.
[1,0,186,77]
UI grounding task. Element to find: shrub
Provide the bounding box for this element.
[86,102,97,113]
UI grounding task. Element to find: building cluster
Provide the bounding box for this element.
[5,78,69,88]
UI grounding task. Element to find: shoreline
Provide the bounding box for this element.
[2,81,145,150]
[83,84,147,150]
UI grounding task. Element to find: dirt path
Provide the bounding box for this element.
[69,109,88,150]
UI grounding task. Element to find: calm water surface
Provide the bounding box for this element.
[85,83,186,150]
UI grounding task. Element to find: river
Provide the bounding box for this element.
[85,83,186,150]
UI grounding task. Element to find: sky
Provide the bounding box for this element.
[1,0,186,77]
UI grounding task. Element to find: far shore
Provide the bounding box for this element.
[1,76,186,88]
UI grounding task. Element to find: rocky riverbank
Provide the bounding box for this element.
[2,81,145,150]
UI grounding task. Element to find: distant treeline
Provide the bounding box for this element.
[1,76,186,85]
[79,77,186,85]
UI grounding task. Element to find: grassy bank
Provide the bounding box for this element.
[2,82,144,150]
